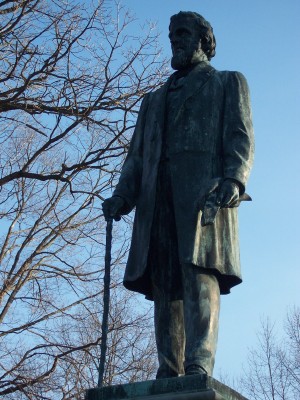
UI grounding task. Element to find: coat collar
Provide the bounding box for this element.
[176,61,215,105]
[154,62,215,129]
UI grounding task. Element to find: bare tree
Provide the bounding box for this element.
[239,307,300,400]
[0,0,167,397]
[9,287,157,399]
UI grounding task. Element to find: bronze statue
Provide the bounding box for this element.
[102,11,254,379]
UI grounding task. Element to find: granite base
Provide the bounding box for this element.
[85,375,249,400]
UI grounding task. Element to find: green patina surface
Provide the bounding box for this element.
[85,375,249,400]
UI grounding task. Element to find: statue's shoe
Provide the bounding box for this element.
[156,369,179,379]
[185,364,207,375]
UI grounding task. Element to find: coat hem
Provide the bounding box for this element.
[123,266,242,300]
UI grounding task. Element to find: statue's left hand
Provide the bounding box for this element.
[216,179,240,208]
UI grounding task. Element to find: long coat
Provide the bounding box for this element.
[114,62,254,297]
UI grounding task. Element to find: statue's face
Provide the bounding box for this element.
[169,19,202,70]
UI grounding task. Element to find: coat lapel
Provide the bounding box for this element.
[180,62,215,105]
[153,62,215,129]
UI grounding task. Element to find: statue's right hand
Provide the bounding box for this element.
[102,196,125,222]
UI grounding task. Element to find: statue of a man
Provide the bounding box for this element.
[102,11,254,379]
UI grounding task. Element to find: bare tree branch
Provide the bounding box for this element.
[0,0,166,397]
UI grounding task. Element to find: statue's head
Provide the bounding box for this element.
[169,11,216,70]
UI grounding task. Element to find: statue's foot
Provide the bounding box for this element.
[156,367,179,379]
[185,364,207,376]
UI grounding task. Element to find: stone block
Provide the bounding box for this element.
[85,375,249,400]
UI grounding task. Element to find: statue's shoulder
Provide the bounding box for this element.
[143,79,170,105]
[214,69,249,85]
[151,78,170,95]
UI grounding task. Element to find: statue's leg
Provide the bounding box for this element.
[149,161,185,378]
[182,265,220,376]
[153,284,185,378]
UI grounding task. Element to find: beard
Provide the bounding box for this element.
[171,48,208,71]
[171,49,193,70]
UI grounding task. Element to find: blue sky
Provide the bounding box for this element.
[124,0,300,378]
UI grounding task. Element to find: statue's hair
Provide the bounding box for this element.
[169,11,216,60]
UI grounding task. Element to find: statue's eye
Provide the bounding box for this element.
[169,27,191,41]
[176,28,190,37]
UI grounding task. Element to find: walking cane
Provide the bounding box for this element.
[97,218,113,388]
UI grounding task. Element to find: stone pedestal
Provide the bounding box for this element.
[85,375,249,400]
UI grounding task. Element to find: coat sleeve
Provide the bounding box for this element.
[112,94,149,213]
[222,71,254,193]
